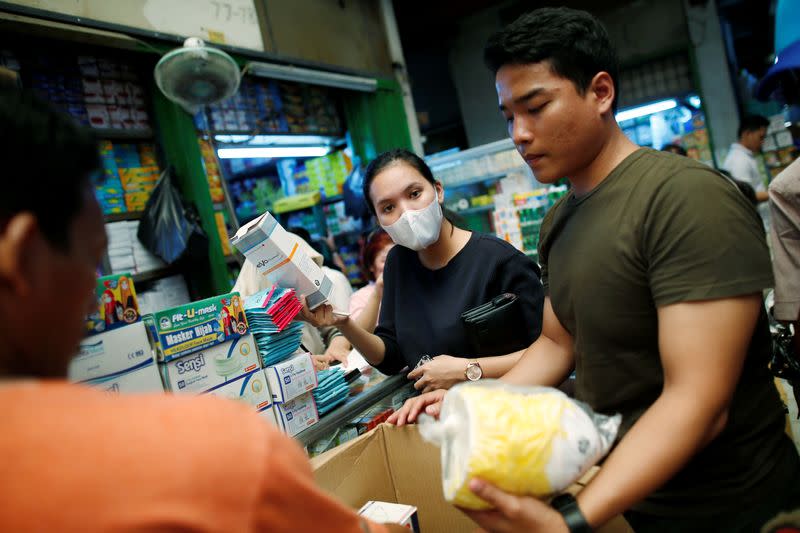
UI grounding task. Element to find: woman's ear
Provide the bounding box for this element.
[435,180,444,203]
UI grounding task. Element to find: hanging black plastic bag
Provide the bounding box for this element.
[137,167,208,265]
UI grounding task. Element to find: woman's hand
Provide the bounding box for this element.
[407,355,466,392]
[324,335,351,365]
[312,354,333,371]
[387,389,447,426]
[299,298,349,328]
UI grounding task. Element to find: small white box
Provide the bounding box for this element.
[265,352,318,403]
[70,322,154,382]
[162,334,261,394]
[85,359,164,394]
[230,212,333,310]
[273,391,319,437]
[359,501,419,532]
[205,369,272,412]
[258,405,280,426]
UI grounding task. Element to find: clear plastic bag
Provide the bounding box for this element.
[137,168,208,264]
[418,380,620,510]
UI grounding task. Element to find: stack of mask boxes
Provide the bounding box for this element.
[71,274,163,393]
[265,352,320,437]
[150,292,277,425]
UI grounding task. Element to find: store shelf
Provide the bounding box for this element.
[132,265,179,284]
[443,168,529,189]
[426,138,515,168]
[296,374,413,446]
[104,211,144,223]
[92,128,154,141]
[322,195,344,205]
[455,205,494,216]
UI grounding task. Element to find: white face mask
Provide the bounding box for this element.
[381,195,444,251]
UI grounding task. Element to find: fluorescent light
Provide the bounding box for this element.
[688,95,702,108]
[245,61,377,92]
[214,134,338,146]
[786,121,793,128]
[616,99,678,123]
[217,146,331,159]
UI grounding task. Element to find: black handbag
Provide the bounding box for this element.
[461,293,528,356]
[771,325,800,418]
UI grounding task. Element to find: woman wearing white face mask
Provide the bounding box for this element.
[301,149,544,392]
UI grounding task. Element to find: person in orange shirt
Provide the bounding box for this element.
[0,88,400,532]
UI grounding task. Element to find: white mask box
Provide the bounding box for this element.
[85,359,164,394]
[204,369,272,412]
[70,322,154,383]
[273,391,319,437]
[161,334,261,394]
[230,212,332,310]
[265,352,317,403]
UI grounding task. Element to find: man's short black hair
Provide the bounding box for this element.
[484,7,620,111]
[0,89,100,250]
[737,114,769,138]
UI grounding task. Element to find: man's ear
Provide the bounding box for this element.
[590,71,616,116]
[0,213,43,296]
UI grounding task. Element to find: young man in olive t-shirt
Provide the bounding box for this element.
[390,7,800,533]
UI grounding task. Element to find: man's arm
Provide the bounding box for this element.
[464,294,762,532]
[501,297,575,387]
[575,294,760,527]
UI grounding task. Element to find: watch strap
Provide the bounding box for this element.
[551,493,592,533]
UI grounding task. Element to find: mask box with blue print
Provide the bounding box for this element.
[70,322,154,383]
[204,368,272,412]
[273,391,319,437]
[85,358,164,394]
[161,334,261,394]
[147,292,249,362]
[85,273,141,337]
[229,212,333,311]
[264,352,318,403]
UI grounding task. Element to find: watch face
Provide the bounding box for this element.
[466,363,482,381]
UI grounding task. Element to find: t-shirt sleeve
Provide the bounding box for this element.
[255,426,388,533]
[644,167,774,306]
[373,251,405,375]
[496,251,545,343]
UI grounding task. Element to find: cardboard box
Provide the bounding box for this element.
[70,322,153,382]
[229,212,333,310]
[273,391,319,437]
[265,352,318,403]
[204,368,272,411]
[161,334,261,393]
[86,273,140,337]
[148,292,248,361]
[312,425,633,533]
[85,359,164,394]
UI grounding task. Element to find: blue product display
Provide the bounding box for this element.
[244,287,304,367]
[314,368,350,415]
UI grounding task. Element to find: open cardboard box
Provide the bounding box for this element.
[312,424,633,533]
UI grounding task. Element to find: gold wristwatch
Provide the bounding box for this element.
[465,360,483,381]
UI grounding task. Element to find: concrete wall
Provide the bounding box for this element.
[261,0,393,75]
[445,0,739,150]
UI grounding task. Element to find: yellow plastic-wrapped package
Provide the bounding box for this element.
[418,380,620,510]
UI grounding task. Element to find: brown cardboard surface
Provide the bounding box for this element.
[312,424,633,533]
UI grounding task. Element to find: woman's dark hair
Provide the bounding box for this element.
[362,149,437,215]
[361,229,394,281]
[484,7,620,111]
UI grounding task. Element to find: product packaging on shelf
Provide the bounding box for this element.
[359,502,419,533]
[312,425,633,533]
[264,352,318,403]
[229,212,333,310]
[70,321,153,382]
[147,292,248,361]
[204,368,272,413]
[85,273,141,337]
[273,391,319,437]
[85,358,163,394]
[161,334,261,394]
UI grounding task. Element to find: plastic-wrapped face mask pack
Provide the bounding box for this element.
[418,380,620,510]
